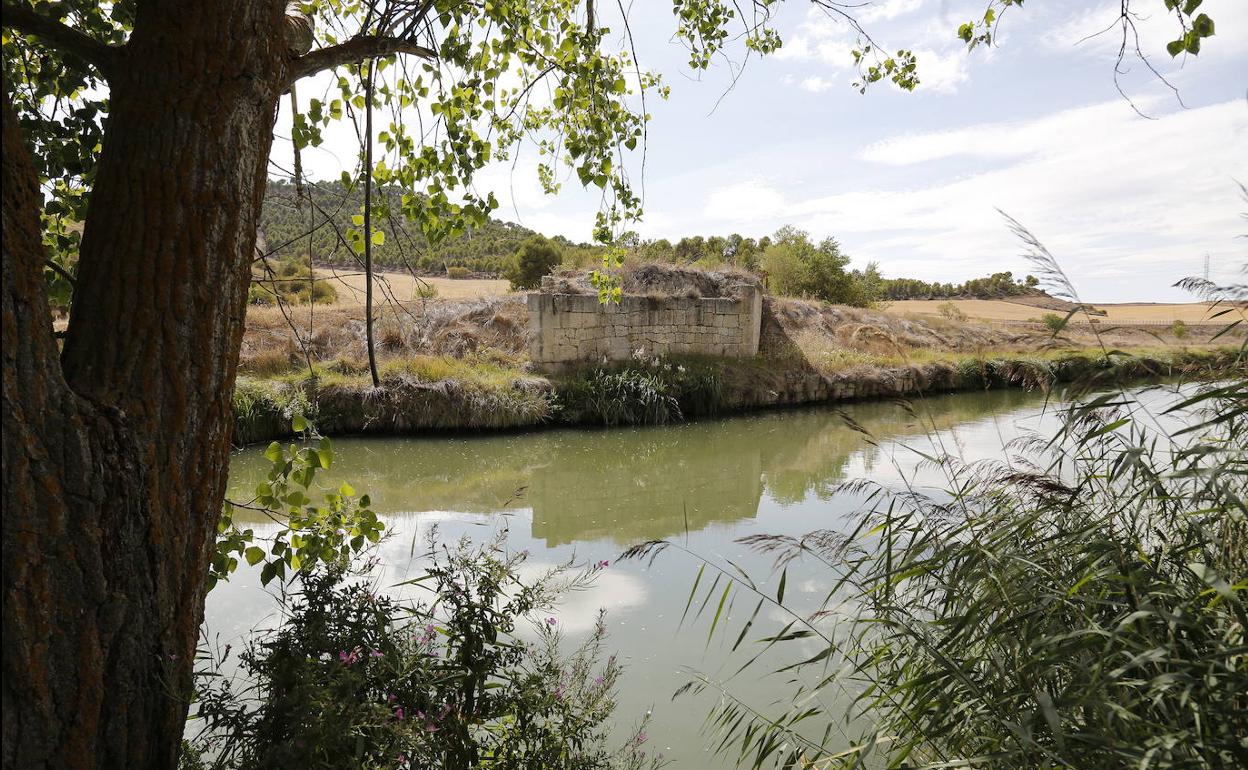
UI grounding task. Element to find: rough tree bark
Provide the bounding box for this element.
[2,1,288,766]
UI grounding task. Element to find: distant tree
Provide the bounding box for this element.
[760,227,811,298]
[760,227,866,305]
[851,261,886,306]
[637,238,675,263]
[702,235,728,266]
[805,237,858,303]
[507,235,562,290]
[674,235,706,263]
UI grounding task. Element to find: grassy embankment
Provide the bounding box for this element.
[233,269,1245,443]
[232,344,1244,445]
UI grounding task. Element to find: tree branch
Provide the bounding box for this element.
[286,35,436,85]
[1,2,119,76]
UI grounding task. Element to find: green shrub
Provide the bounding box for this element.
[1041,312,1067,333]
[759,226,865,306]
[560,367,681,426]
[557,355,725,426]
[413,280,439,299]
[506,235,562,290]
[231,378,311,445]
[1171,318,1189,338]
[936,300,967,321]
[190,538,658,770]
[250,256,338,305]
[247,283,276,305]
[446,265,471,279]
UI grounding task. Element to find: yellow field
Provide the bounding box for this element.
[889,299,1232,325]
[313,268,513,304]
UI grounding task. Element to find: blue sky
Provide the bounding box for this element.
[281,0,1247,302]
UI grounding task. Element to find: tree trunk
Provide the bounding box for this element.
[3,2,288,766]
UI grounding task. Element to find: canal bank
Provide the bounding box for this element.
[231,346,1244,444]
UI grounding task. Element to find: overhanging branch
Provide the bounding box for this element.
[287,35,436,85]
[1,2,119,77]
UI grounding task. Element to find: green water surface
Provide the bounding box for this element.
[209,387,1063,767]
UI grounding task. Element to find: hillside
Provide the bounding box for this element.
[258,179,543,275]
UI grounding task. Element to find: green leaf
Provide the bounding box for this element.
[244,546,265,566]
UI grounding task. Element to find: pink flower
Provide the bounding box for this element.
[545,617,557,626]
[595,560,610,569]
[394,706,405,720]
[338,647,364,666]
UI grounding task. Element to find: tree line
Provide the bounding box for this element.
[260,178,543,275]
[262,181,1041,306]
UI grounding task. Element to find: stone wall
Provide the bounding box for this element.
[527,282,763,368]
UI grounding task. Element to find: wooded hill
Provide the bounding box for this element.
[259,179,1043,303]
[258,179,543,274]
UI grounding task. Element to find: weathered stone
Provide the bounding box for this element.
[528,290,764,368]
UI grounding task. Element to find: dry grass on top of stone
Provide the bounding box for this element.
[541,262,762,299]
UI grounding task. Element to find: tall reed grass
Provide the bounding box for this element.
[623,221,1248,769]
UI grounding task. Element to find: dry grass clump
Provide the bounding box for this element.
[542,262,761,299]
[240,297,529,375]
[409,297,528,359]
[762,297,1011,363]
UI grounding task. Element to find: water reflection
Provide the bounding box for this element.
[218,387,1062,769]
[228,388,1038,546]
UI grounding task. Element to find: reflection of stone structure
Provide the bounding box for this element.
[527,280,763,369]
[227,389,1040,545]
[526,432,765,547]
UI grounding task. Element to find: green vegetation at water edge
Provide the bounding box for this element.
[628,350,1247,768]
[196,425,658,769]
[231,348,1243,443]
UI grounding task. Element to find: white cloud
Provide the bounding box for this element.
[856,98,1160,165]
[776,3,976,94]
[912,46,971,94]
[1040,0,1248,71]
[701,100,1247,300]
[799,75,834,93]
[859,0,926,24]
[703,180,787,222]
[775,7,858,69]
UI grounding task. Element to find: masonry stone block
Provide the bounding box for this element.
[528,287,764,369]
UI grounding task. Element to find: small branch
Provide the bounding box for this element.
[286,35,436,84]
[1,2,119,76]
[44,258,75,287]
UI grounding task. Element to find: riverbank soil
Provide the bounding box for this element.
[228,270,1244,444]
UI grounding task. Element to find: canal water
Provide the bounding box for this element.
[207,387,1083,767]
